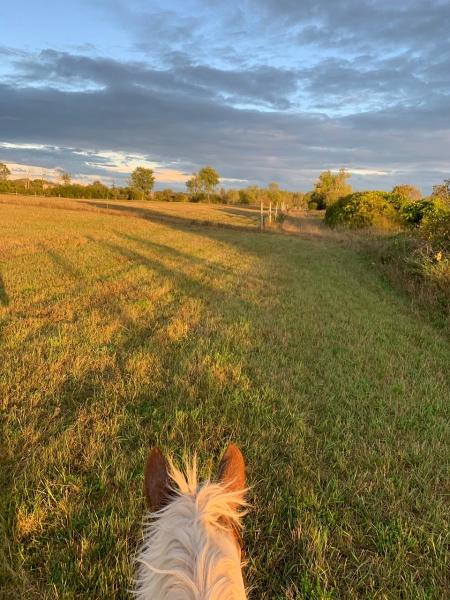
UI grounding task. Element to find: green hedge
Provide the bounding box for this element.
[400,197,448,226]
[324,191,399,228]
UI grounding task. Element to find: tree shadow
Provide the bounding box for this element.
[0,273,8,306]
[90,236,252,314]
[217,206,260,220]
[114,231,234,279]
[1,216,320,599]
[41,245,84,281]
[82,200,259,233]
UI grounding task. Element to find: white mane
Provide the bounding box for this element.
[135,456,248,600]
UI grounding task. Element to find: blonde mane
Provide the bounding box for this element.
[135,456,248,600]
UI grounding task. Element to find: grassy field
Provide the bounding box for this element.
[0,195,262,230]
[1,195,449,599]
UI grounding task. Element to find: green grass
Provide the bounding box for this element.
[1,198,449,599]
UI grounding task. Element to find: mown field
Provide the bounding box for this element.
[0,195,262,230]
[1,196,449,599]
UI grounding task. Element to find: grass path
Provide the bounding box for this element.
[1,200,449,598]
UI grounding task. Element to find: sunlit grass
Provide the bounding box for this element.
[1,198,449,598]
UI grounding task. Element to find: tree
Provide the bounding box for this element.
[186,174,201,197]
[224,188,240,204]
[130,167,155,200]
[311,168,352,209]
[198,166,220,202]
[58,170,72,185]
[239,185,260,205]
[267,182,283,207]
[186,166,220,202]
[432,178,450,205]
[292,192,307,209]
[0,163,11,181]
[392,184,422,203]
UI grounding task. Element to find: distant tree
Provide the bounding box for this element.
[292,192,307,209]
[110,184,123,200]
[186,174,201,197]
[88,180,110,199]
[267,182,282,206]
[0,163,11,181]
[303,190,317,210]
[156,188,179,202]
[186,166,220,202]
[130,167,155,200]
[239,185,260,205]
[58,170,72,185]
[311,168,352,209]
[225,188,240,204]
[198,166,220,202]
[432,178,450,205]
[392,184,422,203]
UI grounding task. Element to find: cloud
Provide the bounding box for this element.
[0,143,189,186]
[255,0,450,49]
[12,48,299,109]
[1,0,449,192]
[1,69,449,193]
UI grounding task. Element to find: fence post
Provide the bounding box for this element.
[260,200,264,231]
[269,201,272,224]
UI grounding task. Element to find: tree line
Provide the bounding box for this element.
[0,161,448,214]
[0,163,307,207]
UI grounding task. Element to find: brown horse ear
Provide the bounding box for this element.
[218,443,246,493]
[144,447,171,512]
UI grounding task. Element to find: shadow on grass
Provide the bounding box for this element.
[42,246,84,281]
[217,206,260,219]
[5,209,449,598]
[89,235,254,318]
[114,231,235,279]
[82,200,259,233]
[0,273,8,306]
[1,227,312,598]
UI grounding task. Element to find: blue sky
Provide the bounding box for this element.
[1,0,449,191]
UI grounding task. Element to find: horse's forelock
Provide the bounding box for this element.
[135,456,247,600]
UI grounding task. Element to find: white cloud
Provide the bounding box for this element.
[6,162,59,180]
[0,142,53,151]
[348,168,395,176]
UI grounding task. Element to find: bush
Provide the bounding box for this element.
[155,189,171,202]
[392,184,422,204]
[324,191,398,229]
[311,168,352,209]
[400,197,448,226]
[421,210,450,253]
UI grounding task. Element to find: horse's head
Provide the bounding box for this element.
[135,444,248,599]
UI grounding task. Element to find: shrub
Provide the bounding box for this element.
[311,168,352,209]
[155,189,177,202]
[421,210,450,253]
[392,184,422,203]
[384,191,405,210]
[324,191,398,229]
[400,197,448,226]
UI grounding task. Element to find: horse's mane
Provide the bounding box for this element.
[135,456,247,600]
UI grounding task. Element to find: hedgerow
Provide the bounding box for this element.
[324,191,399,228]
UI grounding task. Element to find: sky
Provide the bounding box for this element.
[0,0,449,192]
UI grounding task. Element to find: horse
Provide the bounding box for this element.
[135,444,248,599]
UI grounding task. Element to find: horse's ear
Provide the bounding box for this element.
[144,447,171,512]
[218,443,246,493]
